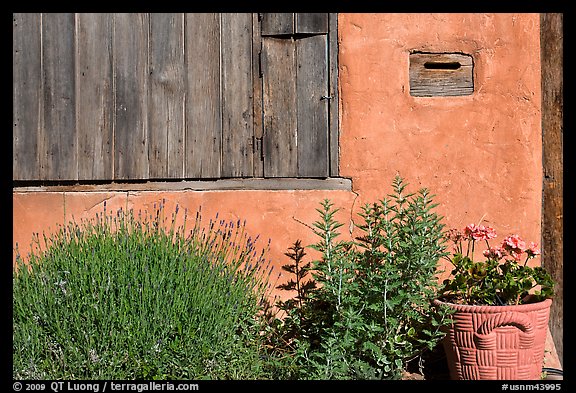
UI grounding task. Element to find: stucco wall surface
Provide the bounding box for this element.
[13,190,356,299]
[13,13,542,289]
[338,13,542,262]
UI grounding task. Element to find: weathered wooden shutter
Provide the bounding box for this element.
[13,13,42,180]
[114,13,150,180]
[149,13,185,179]
[186,13,256,179]
[221,13,255,178]
[13,13,337,182]
[260,13,332,178]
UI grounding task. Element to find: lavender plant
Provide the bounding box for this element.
[13,202,276,380]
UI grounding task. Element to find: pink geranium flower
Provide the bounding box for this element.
[442,221,554,306]
[502,234,526,253]
[464,224,497,241]
[449,224,541,266]
[447,228,465,243]
[463,224,477,239]
[526,242,541,258]
[508,250,523,262]
[473,225,497,241]
[500,234,527,263]
[483,246,503,260]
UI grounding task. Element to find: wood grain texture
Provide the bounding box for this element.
[77,13,113,180]
[295,13,328,34]
[328,13,339,177]
[13,12,340,183]
[261,13,293,36]
[221,13,254,177]
[13,13,41,180]
[185,13,222,179]
[149,13,185,179]
[409,52,474,97]
[540,12,563,366]
[296,35,329,177]
[262,37,297,177]
[252,13,264,177]
[113,13,149,179]
[40,13,77,180]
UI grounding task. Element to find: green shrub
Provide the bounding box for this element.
[13,202,276,379]
[271,176,454,379]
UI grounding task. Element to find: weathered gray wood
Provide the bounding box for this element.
[252,13,264,177]
[261,13,293,36]
[541,12,563,366]
[77,13,114,181]
[328,13,339,177]
[40,13,77,180]
[262,37,297,177]
[113,13,149,179]
[14,177,353,192]
[185,13,222,178]
[295,13,328,34]
[13,12,340,183]
[13,13,41,181]
[409,52,474,97]
[149,13,185,179]
[221,13,254,177]
[296,35,329,177]
[185,13,222,179]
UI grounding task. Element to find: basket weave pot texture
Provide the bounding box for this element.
[433,298,552,380]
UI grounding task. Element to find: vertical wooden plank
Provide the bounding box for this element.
[149,13,185,179]
[541,12,563,366]
[113,13,149,180]
[262,38,297,177]
[40,13,77,180]
[185,13,222,179]
[13,13,41,181]
[295,13,328,34]
[221,13,254,177]
[261,13,293,36]
[296,35,329,177]
[252,13,264,177]
[328,13,339,177]
[77,13,113,180]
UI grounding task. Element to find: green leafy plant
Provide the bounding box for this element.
[272,176,453,379]
[439,223,555,305]
[13,202,278,380]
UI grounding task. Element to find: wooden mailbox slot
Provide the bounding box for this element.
[409,52,474,97]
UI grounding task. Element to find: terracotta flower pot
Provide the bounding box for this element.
[433,298,552,380]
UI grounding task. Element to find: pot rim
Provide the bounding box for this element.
[433,297,552,313]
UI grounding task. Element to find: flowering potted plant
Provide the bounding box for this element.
[434,223,555,380]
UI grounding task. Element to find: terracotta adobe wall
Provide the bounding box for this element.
[338,13,543,272]
[339,13,541,230]
[13,13,542,295]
